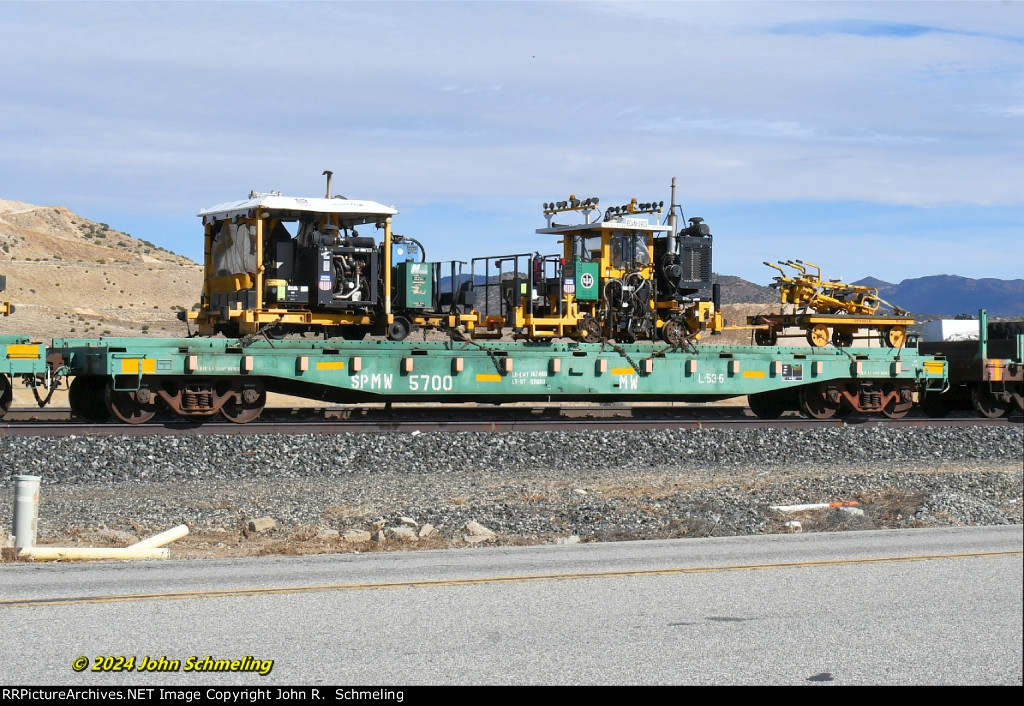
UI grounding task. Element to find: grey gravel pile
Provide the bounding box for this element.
[1,426,1021,547]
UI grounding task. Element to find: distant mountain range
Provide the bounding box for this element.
[852,275,1024,318]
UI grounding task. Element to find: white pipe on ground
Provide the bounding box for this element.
[19,546,170,561]
[130,525,189,549]
[771,501,859,513]
[17,526,187,561]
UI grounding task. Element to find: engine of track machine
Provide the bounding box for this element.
[190,172,467,341]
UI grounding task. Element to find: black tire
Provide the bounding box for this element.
[660,319,688,346]
[340,326,368,341]
[264,323,287,340]
[831,330,854,348]
[387,317,411,341]
[579,316,602,343]
[754,328,777,346]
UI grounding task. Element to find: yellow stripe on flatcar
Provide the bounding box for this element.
[5,345,40,360]
[316,361,346,371]
[475,374,502,383]
[610,368,635,376]
[120,358,156,374]
[923,361,945,375]
[742,370,766,379]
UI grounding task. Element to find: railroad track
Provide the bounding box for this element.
[1,405,1018,436]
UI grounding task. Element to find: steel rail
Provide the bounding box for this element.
[0,410,1018,437]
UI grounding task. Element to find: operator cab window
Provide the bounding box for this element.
[610,232,651,269]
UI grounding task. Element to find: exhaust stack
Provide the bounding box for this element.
[323,170,333,198]
[667,177,678,254]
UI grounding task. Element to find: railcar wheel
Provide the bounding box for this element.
[0,375,12,418]
[920,392,952,418]
[68,376,111,422]
[660,319,688,346]
[104,382,156,424]
[221,381,266,424]
[806,324,830,348]
[798,383,838,419]
[387,317,411,341]
[970,383,1011,419]
[264,323,287,340]
[579,316,602,343]
[754,328,778,346]
[882,326,907,348]
[881,384,912,419]
[747,391,786,419]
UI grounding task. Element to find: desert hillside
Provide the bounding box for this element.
[0,198,202,341]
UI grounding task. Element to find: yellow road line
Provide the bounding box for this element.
[2,550,1019,608]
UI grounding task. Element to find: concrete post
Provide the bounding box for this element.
[13,474,40,548]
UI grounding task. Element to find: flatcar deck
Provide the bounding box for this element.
[46,336,946,423]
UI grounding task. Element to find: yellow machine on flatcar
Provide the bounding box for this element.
[188,171,474,341]
[468,179,723,344]
[749,259,913,348]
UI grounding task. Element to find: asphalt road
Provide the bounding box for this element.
[1,526,1021,685]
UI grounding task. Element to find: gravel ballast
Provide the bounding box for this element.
[1,425,1021,557]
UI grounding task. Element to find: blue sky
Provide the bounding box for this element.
[2,1,1022,284]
